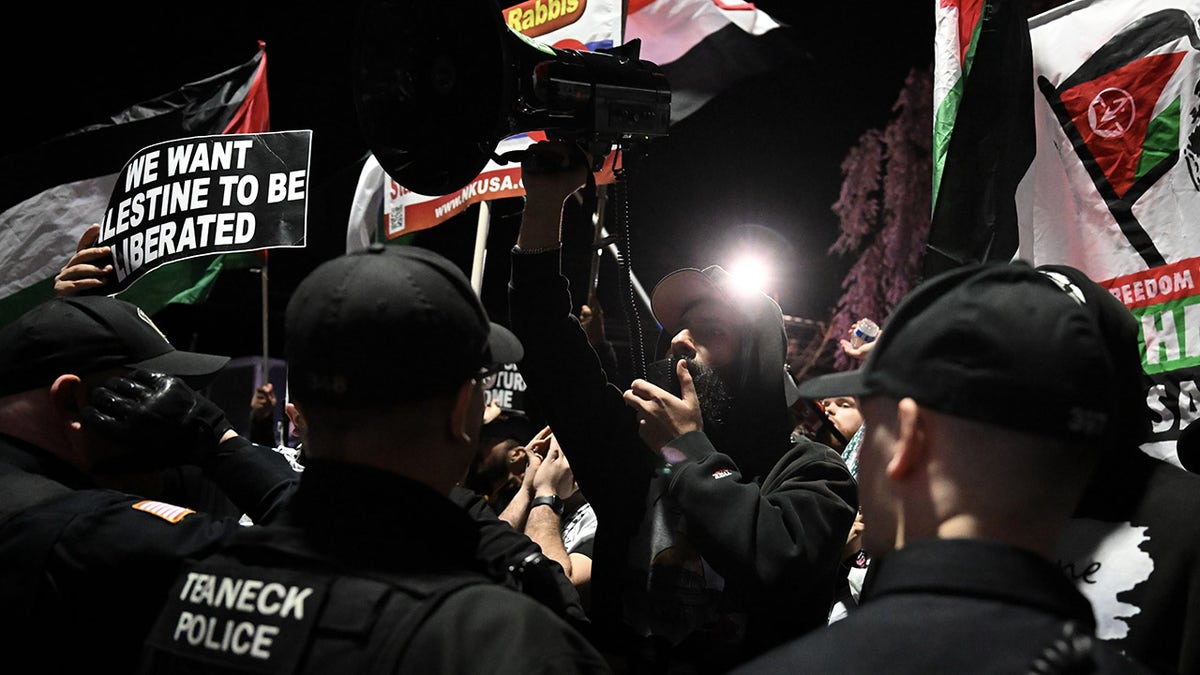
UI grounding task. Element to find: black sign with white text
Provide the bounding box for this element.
[98,130,310,293]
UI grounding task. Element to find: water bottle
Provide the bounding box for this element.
[849,318,880,348]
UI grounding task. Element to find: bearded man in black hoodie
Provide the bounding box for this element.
[508,141,858,674]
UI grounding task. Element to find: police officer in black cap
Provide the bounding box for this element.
[0,295,299,672]
[732,262,1153,674]
[140,245,612,673]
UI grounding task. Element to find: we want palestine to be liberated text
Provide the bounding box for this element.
[99,131,311,293]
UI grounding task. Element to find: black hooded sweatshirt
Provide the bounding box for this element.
[509,249,858,674]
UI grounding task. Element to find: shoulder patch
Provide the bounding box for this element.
[132,500,196,523]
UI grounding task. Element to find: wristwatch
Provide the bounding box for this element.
[530,494,564,516]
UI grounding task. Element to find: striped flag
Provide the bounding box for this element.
[0,43,270,325]
[932,0,986,203]
[925,0,1035,277]
[625,0,799,123]
[131,500,197,524]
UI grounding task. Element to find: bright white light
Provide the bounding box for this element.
[727,254,771,297]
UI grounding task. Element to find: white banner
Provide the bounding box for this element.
[1017,0,1200,464]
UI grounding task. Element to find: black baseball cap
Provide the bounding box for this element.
[1037,263,1151,448]
[651,266,737,335]
[0,295,230,397]
[481,408,536,443]
[795,261,1117,443]
[651,264,802,405]
[285,244,523,406]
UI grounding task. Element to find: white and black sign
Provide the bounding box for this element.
[98,130,311,293]
[484,363,528,413]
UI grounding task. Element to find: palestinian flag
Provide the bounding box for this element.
[925,0,1035,277]
[0,43,270,325]
[625,0,801,123]
[932,0,986,203]
[1035,7,1196,268]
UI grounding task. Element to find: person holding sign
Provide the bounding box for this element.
[53,222,279,520]
[0,295,299,673]
[53,223,115,296]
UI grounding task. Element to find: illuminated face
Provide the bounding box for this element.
[668,299,743,371]
[821,396,864,441]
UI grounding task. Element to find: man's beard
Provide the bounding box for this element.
[645,357,736,427]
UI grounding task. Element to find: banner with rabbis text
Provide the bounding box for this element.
[99,130,310,294]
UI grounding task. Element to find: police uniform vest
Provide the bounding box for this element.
[141,534,490,673]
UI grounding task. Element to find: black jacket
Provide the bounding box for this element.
[733,538,1153,674]
[1059,449,1200,675]
[139,460,611,674]
[0,432,297,673]
[508,249,858,672]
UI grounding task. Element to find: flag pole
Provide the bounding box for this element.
[600,225,651,312]
[260,253,269,383]
[471,201,491,295]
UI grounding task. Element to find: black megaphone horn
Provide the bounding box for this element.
[352,0,672,196]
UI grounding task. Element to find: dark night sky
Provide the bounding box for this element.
[2,1,933,361]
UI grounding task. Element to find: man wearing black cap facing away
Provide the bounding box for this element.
[509,141,858,673]
[139,245,612,674]
[733,261,1151,674]
[0,295,300,672]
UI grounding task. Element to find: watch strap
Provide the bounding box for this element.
[530,494,563,516]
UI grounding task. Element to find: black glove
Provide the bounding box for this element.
[84,369,235,471]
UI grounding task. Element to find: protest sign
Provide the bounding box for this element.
[98,130,310,293]
[484,363,529,414]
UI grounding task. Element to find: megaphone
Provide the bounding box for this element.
[353,0,671,196]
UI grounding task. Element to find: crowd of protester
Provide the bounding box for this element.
[0,139,1195,674]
